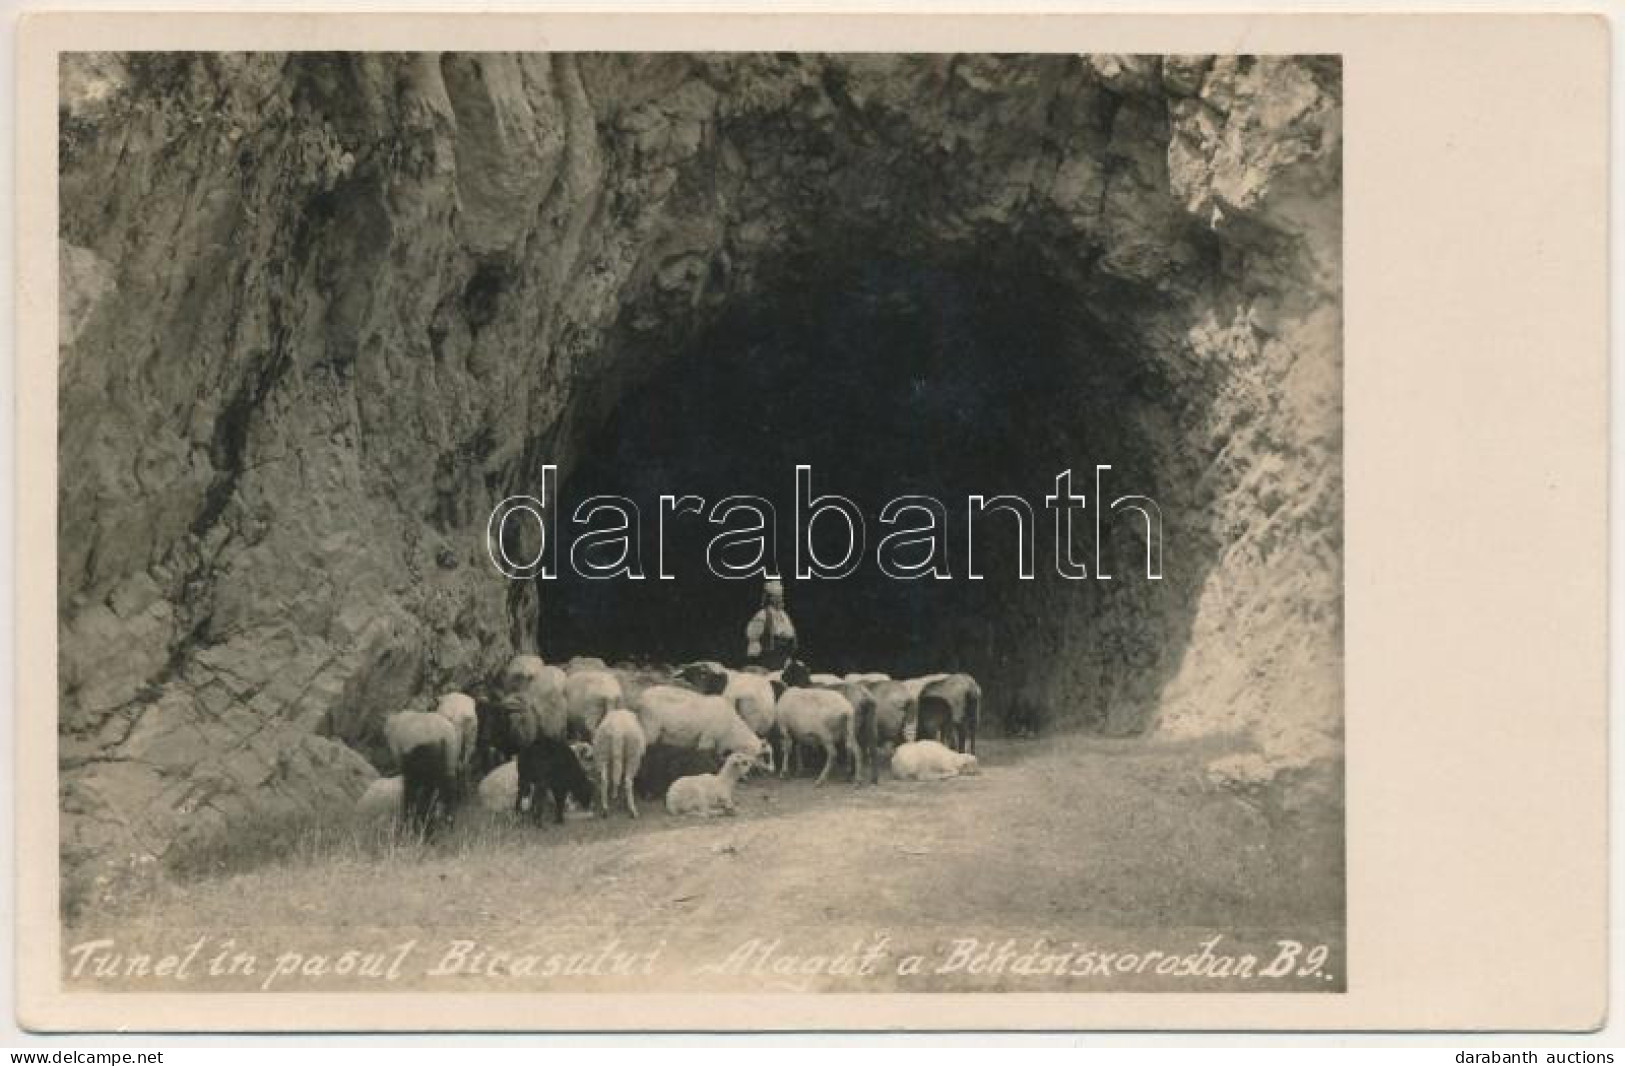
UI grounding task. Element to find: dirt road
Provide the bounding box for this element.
[67,735,1344,993]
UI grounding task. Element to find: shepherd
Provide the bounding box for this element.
[745,578,798,671]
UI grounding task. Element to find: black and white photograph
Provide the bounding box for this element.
[49,48,1346,998]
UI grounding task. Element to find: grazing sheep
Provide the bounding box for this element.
[356,776,403,819]
[399,746,457,833]
[564,669,622,740]
[853,679,914,784]
[665,752,756,817]
[592,708,648,818]
[775,663,860,786]
[491,656,568,751]
[844,671,892,684]
[565,655,608,673]
[633,685,774,772]
[840,681,880,786]
[471,698,508,777]
[674,661,779,767]
[500,653,548,689]
[891,739,980,781]
[515,735,595,826]
[810,672,843,687]
[916,673,982,754]
[384,711,461,834]
[434,693,479,775]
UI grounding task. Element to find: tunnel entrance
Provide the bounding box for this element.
[537,248,1207,735]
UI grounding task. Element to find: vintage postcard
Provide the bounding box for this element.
[14,12,1608,1032]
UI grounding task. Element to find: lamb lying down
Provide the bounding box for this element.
[666,752,756,817]
[890,740,980,781]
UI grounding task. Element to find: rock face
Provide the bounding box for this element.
[58,53,1341,872]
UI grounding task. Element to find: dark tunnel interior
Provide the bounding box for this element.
[533,251,1194,733]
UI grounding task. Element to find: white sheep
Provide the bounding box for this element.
[634,684,773,770]
[665,751,756,817]
[776,686,859,786]
[592,708,648,818]
[564,668,623,739]
[890,740,979,781]
[495,654,568,747]
[844,671,892,684]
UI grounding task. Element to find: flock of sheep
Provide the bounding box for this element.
[357,654,984,834]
